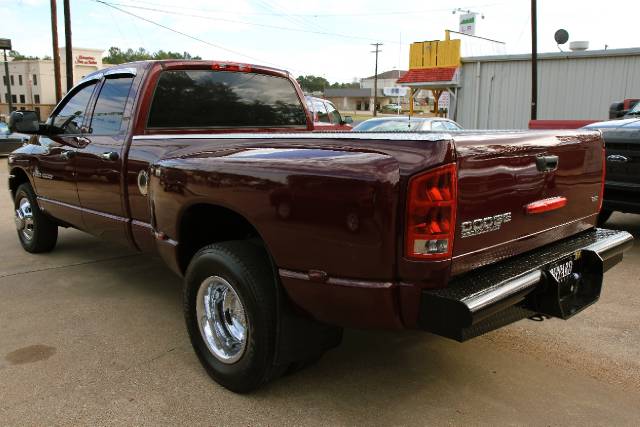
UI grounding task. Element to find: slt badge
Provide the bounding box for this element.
[461,212,511,238]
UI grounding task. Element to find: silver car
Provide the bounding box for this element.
[352,116,463,132]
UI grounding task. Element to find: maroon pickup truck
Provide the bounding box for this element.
[7,60,633,393]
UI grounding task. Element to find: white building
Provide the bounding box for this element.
[324,70,409,112]
[455,47,640,128]
[1,47,104,119]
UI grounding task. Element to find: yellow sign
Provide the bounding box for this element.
[408,39,461,69]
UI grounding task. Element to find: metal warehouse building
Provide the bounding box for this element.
[455,48,640,129]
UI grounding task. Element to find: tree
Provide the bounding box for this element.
[296,75,330,93]
[102,47,202,64]
[329,81,359,89]
[8,50,39,60]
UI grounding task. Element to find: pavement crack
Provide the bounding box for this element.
[0,254,142,279]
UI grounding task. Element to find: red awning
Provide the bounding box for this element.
[397,67,458,84]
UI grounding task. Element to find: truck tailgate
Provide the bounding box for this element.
[451,130,604,275]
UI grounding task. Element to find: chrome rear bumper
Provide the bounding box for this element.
[419,228,633,342]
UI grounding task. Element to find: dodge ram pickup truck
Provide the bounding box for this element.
[7,60,633,393]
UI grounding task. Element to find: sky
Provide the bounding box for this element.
[1,0,639,82]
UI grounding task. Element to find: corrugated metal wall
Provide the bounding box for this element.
[456,51,640,129]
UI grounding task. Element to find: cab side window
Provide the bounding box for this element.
[52,82,97,134]
[89,77,134,135]
[313,101,330,123]
[324,101,342,124]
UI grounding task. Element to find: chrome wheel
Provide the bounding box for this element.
[15,197,35,241]
[196,276,248,364]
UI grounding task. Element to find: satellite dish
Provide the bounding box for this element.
[554,29,569,45]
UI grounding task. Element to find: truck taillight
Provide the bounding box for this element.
[211,62,252,72]
[406,163,457,260]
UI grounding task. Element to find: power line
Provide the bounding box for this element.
[96,1,400,44]
[114,0,504,17]
[91,0,299,72]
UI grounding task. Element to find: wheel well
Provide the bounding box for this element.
[177,204,264,273]
[9,168,30,199]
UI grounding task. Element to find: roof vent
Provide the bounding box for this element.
[569,41,589,51]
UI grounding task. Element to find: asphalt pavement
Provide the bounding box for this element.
[0,161,639,425]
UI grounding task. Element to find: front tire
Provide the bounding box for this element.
[184,241,280,393]
[14,183,58,253]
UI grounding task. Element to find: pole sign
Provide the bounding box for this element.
[383,87,408,97]
[0,38,12,50]
[459,13,476,36]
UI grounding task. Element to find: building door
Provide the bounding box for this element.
[34,80,98,229]
[75,73,135,245]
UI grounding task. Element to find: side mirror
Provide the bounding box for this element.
[343,116,353,124]
[8,110,41,134]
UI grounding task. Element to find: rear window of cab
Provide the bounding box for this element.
[147,70,307,128]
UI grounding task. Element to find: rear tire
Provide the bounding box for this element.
[597,209,613,226]
[14,183,58,253]
[184,240,281,393]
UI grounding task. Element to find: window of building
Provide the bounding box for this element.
[18,75,23,86]
[33,74,37,85]
[89,76,134,135]
[147,70,307,128]
[34,94,40,104]
[52,82,98,134]
[11,94,16,103]
[19,94,25,103]
[10,75,14,86]
[2,76,6,86]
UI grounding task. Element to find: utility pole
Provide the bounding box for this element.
[1,38,13,113]
[371,43,382,117]
[50,0,62,103]
[531,0,538,120]
[63,0,73,91]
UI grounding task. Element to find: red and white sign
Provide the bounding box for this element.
[75,55,97,65]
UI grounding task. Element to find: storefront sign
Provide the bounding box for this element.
[75,55,97,65]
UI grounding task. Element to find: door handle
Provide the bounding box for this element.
[607,154,629,163]
[101,151,119,161]
[60,150,76,160]
[536,155,559,172]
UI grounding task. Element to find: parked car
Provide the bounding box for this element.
[352,116,463,132]
[7,60,632,393]
[0,122,28,155]
[305,96,352,130]
[583,102,640,224]
[380,103,402,113]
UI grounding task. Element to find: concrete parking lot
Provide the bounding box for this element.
[0,161,639,426]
